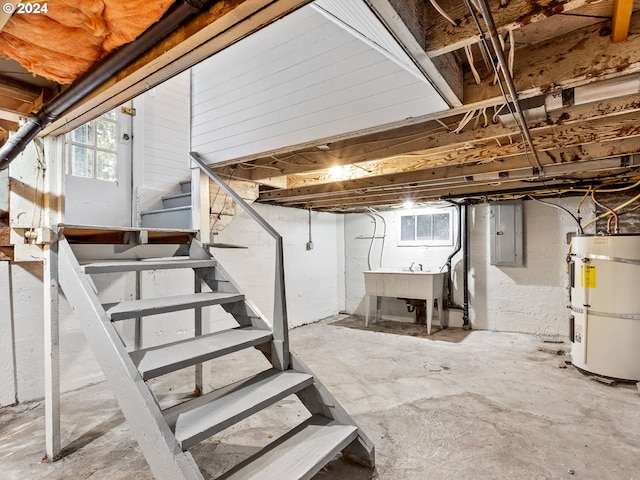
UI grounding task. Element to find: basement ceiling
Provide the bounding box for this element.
[191,0,451,166]
[1,0,640,212]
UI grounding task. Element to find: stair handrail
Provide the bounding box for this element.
[190,151,289,370]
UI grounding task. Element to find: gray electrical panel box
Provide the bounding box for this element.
[489,200,524,266]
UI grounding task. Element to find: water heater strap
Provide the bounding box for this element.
[571,253,640,266]
[570,305,640,321]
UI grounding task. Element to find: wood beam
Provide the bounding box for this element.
[0,119,18,133]
[284,167,638,210]
[43,0,313,136]
[464,12,640,105]
[612,0,634,42]
[222,93,640,181]
[0,75,45,103]
[424,0,592,57]
[259,137,640,202]
[263,157,640,207]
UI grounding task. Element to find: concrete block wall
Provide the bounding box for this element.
[594,188,640,233]
[468,198,594,336]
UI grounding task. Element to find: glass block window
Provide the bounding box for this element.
[398,208,453,246]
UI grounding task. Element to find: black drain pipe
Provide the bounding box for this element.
[462,203,470,329]
[0,0,217,170]
[445,202,463,308]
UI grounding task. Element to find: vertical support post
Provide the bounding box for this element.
[0,261,17,407]
[193,162,212,393]
[272,237,289,370]
[193,273,211,395]
[191,163,211,395]
[44,136,64,461]
[43,241,60,460]
[134,271,143,349]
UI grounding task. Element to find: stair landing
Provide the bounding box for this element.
[61,224,197,244]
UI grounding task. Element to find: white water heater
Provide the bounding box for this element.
[570,234,640,380]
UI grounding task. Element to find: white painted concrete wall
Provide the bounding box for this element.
[214,204,345,328]
[467,198,594,336]
[344,199,595,336]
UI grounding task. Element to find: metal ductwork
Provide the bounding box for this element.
[0,0,218,170]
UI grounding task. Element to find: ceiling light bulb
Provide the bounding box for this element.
[329,165,343,179]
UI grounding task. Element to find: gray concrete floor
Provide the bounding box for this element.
[1,315,639,479]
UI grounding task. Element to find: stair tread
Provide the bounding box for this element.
[163,192,191,200]
[141,205,192,215]
[82,258,216,274]
[107,292,244,321]
[165,369,314,449]
[131,326,272,380]
[219,415,358,480]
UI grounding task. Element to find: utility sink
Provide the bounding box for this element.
[363,270,446,335]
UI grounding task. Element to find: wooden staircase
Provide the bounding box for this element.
[140,180,193,229]
[57,230,374,480]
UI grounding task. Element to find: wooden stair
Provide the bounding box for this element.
[57,231,374,480]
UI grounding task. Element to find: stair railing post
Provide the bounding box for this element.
[190,152,289,370]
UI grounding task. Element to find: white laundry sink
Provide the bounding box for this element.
[363,270,446,335]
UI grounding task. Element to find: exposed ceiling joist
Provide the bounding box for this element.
[464,12,640,104]
[259,137,640,203]
[279,164,639,210]
[425,0,598,57]
[218,92,640,182]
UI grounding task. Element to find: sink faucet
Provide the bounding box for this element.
[410,262,415,272]
[409,262,423,272]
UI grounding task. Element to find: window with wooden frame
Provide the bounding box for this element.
[65,109,118,181]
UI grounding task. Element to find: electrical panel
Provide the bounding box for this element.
[489,200,524,267]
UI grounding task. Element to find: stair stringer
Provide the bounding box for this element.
[58,238,204,480]
[290,352,376,469]
[189,241,272,330]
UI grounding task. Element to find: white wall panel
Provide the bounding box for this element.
[191,3,448,165]
[312,0,423,78]
[141,71,191,193]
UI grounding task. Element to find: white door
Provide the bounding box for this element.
[64,106,133,227]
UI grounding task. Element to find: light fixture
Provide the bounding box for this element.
[403,200,414,209]
[329,165,345,180]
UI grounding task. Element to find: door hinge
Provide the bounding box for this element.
[121,106,136,116]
